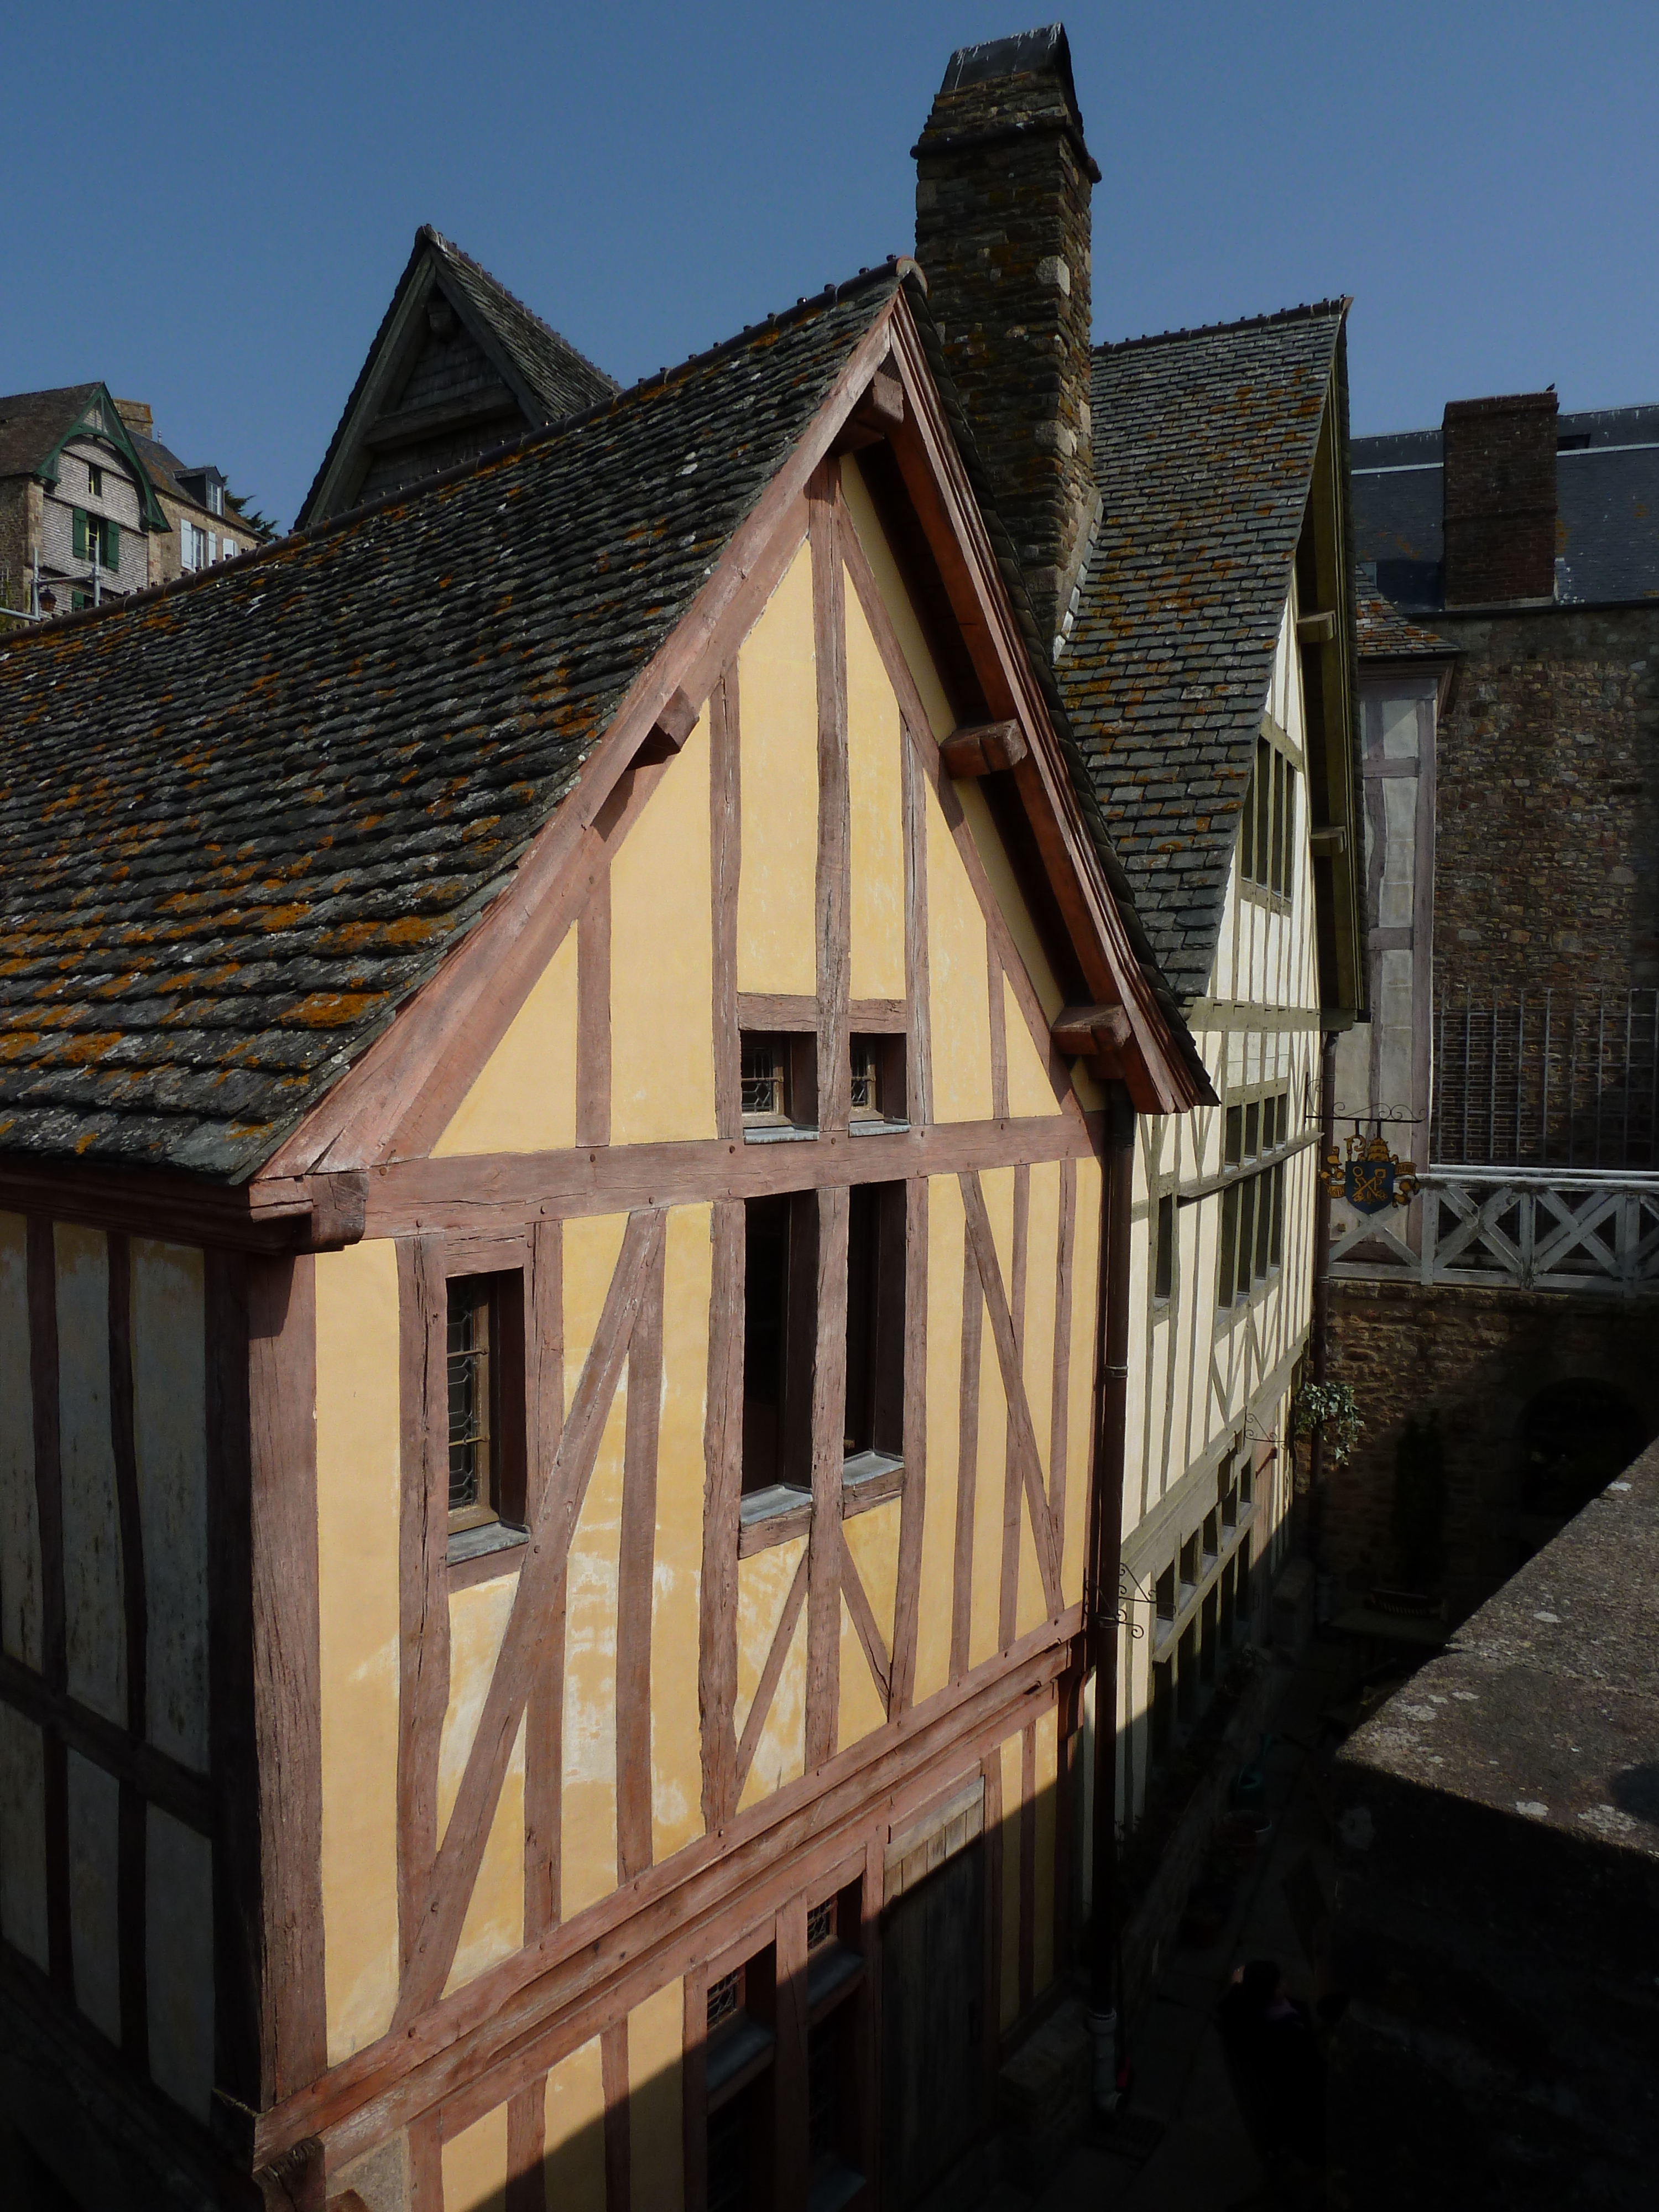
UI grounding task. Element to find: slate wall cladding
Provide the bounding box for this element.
[1432,603,1659,997]
[1322,1278,1659,1621]
[914,29,1097,654]
[1442,390,1558,606]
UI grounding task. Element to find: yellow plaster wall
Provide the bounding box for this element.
[561,1212,630,1921]
[736,536,817,996]
[145,1805,213,2119]
[957,780,1065,1029]
[55,1225,124,1726]
[840,1494,900,1760]
[839,458,953,741]
[844,576,906,1002]
[0,1214,40,1671]
[628,1976,685,2211]
[925,784,993,1125]
[914,1175,966,1705]
[735,1536,807,1811]
[1003,974,1059,1119]
[967,1168,1015,1669]
[440,1574,525,1995]
[315,1238,402,2064]
[131,1241,208,1771]
[837,1592,888,1751]
[442,2101,508,2212]
[1063,1158,1102,1604]
[544,2032,608,2211]
[433,929,577,1157]
[612,724,717,1145]
[0,1703,48,1969]
[651,1207,709,1863]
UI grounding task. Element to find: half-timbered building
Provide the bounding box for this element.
[0,251,1213,2212]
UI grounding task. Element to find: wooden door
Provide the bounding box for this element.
[880,1842,985,2209]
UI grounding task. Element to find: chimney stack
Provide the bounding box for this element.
[114,398,154,440]
[914,24,1100,655]
[1442,390,1558,606]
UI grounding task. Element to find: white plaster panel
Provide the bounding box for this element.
[1381,696,1419,760]
[132,1242,209,1770]
[147,1806,214,2119]
[0,1213,41,1668]
[68,1748,121,2042]
[0,1702,48,1969]
[56,1226,126,1726]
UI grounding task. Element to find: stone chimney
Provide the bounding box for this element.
[914,24,1100,655]
[1442,390,1558,606]
[114,398,154,440]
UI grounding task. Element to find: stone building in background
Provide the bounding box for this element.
[0,382,264,619]
[1322,388,1659,1626]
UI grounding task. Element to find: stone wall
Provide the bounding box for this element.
[1322,1277,1659,1621]
[1432,602,1659,997]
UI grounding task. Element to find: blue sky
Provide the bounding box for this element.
[4,2,1655,528]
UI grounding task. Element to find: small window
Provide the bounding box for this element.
[1199,1586,1218,1687]
[1155,1563,1176,1623]
[208,480,224,516]
[740,1029,816,1128]
[1178,1532,1199,1589]
[742,1194,816,1493]
[446,1273,525,1535]
[1218,1184,1238,1306]
[1202,1510,1218,1562]
[1219,1557,1237,1648]
[1151,1658,1175,1760]
[843,1182,905,1464]
[708,1965,744,2031]
[1154,1194,1175,1302]
[1224,1107,1243,1168]
[807,1897,837,1950]
[1239,1454,1254,1507]
[849,1035,881,1117]
[1222,1481,1238,1532]
[707,1942,779,2209]
[1176,1623,1197,1723]
[86,463,103,499]
[1244,1102,1260,1160]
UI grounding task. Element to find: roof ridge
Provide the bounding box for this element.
[1097,296,1351,357]
[419,224,619,397]
[1,260,910,653]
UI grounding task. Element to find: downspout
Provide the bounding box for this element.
[1086,1082,1136,2113]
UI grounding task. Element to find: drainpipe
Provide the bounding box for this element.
[1086,1082,1136,2114]
[1306,1028,1338,1563]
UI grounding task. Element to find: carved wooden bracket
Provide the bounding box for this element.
[1296,611,1337,645]
[1052,1003,1133,1074]
[633,687,700,765]
[939,719,1028,778]
[834,368,905,452]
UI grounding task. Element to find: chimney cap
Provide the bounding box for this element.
[1443,389,1558,426]
[938,22,1084,126]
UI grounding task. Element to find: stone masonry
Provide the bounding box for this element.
[914,25,1099,654]
[1323,1277,1659,1621]
[1432,602,1659,997]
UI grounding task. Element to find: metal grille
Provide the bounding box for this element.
[1432,990,1659,1170]
[707,1968,743,2030]
[806,1897,837,1949]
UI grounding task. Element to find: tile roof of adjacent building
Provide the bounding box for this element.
[0,272,902,1178]
[1056,301,1349,1003]
[295,226,618,531]
[1352,403,1659,609]
[1354,583,1458,661]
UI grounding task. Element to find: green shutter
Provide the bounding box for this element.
[72,508,86,559]
[105,520,119,570]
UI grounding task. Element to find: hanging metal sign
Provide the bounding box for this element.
[1323,1133,1420,1215]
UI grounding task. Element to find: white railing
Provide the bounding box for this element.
[1329,1167,1659,1296]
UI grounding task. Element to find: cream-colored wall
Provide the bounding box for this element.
[542,2031,608,2210]
[628,1976,684,2211]
[441,1576,525,1996]
[442,2102,508,2212]
[0,1214,40,1671]
[1115,573,1327,1818]
[736,534,818,996]
[316,1239,403,2063]
[435,931,577,1157]
[131,1240,208,1771]
[846,582,907,1003]
[736,1535,808,1813]
[611,718,717,1145]
[56,1224,125,1726]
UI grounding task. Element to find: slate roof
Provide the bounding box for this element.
[1355,584,1457,661]
[1056,303,1348,1003]
[295,226,618,531]
[1353,404,1659,609]
[0,384,102,481]
[0,272,900,1178]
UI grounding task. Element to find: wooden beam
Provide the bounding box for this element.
[734,1547,808,1799]
[395,1211,664,2022]
[888,1176,928,1715]
[998,1171,1029,1655]
[634,686,701,766]
[397,1237,451,1995]
[840,1547,891,1708]
[1051,1004,1131,1060]
[246,1252,328,2098]
[524,1217,565,1941]
[737,992,906,1036]
[833,368,905,452]
[951,1239,981,1686]
[1296,610,1337,645]
[361,384,520,452]
[107,1232,149,2070]
[576,869,612,1149]
[938,721,1027,778]
[806,1184,849,1771]
[811,460,852,1140]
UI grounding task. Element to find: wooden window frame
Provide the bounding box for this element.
[1153,1193,1175,1303]
[1215,1089,1292,1309]
[1239,733,1298,911]
[445,1262,527,1545]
